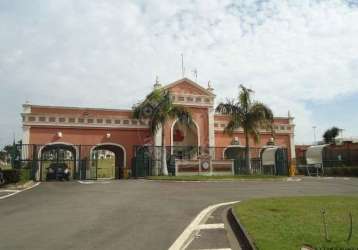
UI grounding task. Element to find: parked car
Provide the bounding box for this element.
[46,163,70,181]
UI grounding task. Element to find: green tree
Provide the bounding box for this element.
[132,88,193,175]
[216,85,273,173]
[323,126,340,144]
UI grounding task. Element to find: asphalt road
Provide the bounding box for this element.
[1,177,358,250]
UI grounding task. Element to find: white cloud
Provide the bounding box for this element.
[1,0,358,146]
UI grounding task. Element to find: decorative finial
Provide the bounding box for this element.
[207,80,214,92]
[154,76,161,89]
[288,110,291,118]
[267,137,275,145]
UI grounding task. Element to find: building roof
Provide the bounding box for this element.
[163,77,215,97]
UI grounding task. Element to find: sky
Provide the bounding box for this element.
[0,0,358,147]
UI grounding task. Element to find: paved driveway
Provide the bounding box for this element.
[1,178,358,250]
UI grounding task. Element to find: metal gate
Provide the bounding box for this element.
[39,145,77,181]
[275,148,289,176]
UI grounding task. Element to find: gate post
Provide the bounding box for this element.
[32,144,38,181]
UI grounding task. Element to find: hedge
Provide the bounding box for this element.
[324,167,358,177]
[1,168,32,185]
[2,169,20,184]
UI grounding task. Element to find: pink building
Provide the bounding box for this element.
[22,78,295,179]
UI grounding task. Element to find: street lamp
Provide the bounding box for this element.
[312,126,317,145]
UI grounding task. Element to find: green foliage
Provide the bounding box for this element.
[234,196,358,250]
[216,85,273,170]
[133,89,193,136]
[2,169,20,184]
[216,85,273,141]
[19,168,32,182]
[323,126,340,144]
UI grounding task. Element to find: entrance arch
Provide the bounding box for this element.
[170,119,199,159]
[38,142,78,181]
[90,143,126,179]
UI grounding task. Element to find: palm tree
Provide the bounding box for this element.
[216,85,273,173]
[133,88,193,175]
[323,126,340,144]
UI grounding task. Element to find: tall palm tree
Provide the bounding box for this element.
[216,85,273,173]
[133,88,193,175]
[323,126,340,144]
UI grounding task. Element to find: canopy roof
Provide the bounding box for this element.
[306,145,328,165]
[261,147,279,166]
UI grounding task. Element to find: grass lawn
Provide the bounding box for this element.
[97,158,115,178]
[234,196,358,250]
[147,175,285,181]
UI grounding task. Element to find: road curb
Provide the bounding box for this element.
[146,177,300,183]
[227,208,256,250]
[168,201,239,250]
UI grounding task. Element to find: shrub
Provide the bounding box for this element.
[2,169,20,184]
[324,167,358,177]
[20,168,32,182]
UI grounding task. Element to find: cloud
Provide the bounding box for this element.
[0,0,358,146]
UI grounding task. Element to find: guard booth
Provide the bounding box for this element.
[261,147,289,176]
[300,144,328,176]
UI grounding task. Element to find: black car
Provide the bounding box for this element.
[46,163,70,181]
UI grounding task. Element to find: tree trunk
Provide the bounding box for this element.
[161,124,169,176]
[245,131,252,174]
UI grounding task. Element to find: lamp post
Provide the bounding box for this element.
[312,126,317,145]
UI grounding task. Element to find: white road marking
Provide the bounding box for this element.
[0,182,40,200]
[193,248,231,250]
[78,180,110,184]
[287,177,302,182]
[196,223,225,230]
[0,189,19,192]
[168,201,240,250]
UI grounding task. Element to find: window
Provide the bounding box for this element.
[123,120,129,125]
[115,119,121,124]
[87,119,93,124]
[178,96,185,101]
[195,97,202,102]
[78,118,84,123]
[187,97,193,102]
[97,119,103,123]
[132,120,138,125]
[49,117,56,122]
[39,117,46,122]
[28,116,36,122]
[68,118,75,123]
[59,118,66,123]
[106,119,112,124]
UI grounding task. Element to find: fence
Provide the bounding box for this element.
[323,147,358,167]
[6,144,289,180]
[132,145,289,177]
[8,144,129,181]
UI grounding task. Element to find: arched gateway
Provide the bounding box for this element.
[38,143,78,181]
[90,143,126,179]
